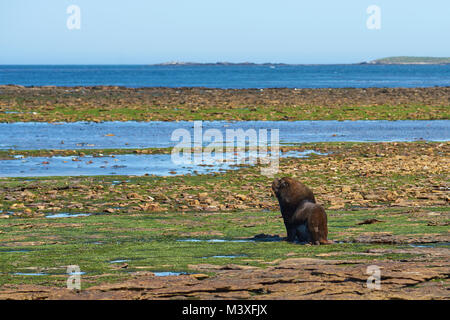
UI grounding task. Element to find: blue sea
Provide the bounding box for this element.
[0,64,449,88]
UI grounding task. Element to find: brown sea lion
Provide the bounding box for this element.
[272,177,330,244]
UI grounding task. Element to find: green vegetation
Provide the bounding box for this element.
[0,87,449,122]
[1,206,447,288]
[0,141,448,289]
[1,103,448,122]
[0,147,171,160]
[370,56,450,64]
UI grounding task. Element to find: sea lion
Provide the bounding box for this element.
[272,177,330,244]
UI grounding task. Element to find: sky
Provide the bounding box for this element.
[0,0,449,64]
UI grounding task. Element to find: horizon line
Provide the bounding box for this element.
[1,58,449,66]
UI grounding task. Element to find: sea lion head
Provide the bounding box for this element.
[271,177,293,198]
[272,177,315,206]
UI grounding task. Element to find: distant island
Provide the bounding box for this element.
[153,61,287,66]
[362,56,450,65]
[152,57,450,66]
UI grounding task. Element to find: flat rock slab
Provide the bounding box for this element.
[1,258,448,300]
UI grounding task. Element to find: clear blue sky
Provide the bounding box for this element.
[1,0,449,64]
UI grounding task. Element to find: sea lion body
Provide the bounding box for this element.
[272,177,330,245]
[292,201,329,244]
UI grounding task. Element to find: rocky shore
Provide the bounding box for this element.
[0,86,448,122]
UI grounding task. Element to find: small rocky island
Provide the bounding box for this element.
[362,56,450,65]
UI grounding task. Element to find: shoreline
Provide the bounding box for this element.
[2,84,450,89]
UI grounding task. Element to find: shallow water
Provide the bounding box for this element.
[153,271,187,277]
[111,180,130,185]
[87,241,104,245]
[202,255,247,259]
[109,259,130,264]
[177,239,253,243]
[45,213,91,218]
[408,242,450,248]
[0,120,448,150]
[178,236,283,243]
[0,150,315,177]
[68,271,86,275]
[12,271,86,276]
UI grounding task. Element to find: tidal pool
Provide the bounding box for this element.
[0,120,448,150]
[109,259,130,264]
[12,271,86,276]
[0,150,318,177]
[153,272,187,277]
[408,242,450,248]
[202,255,247,259]
[177,235,283,243]
[177,239,253,243]
[45,213,91,218]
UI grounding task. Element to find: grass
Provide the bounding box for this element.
[1,206,447,288]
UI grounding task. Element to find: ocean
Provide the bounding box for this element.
[1,64,449,88]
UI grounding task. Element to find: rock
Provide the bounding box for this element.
[363,193,381,201]
[349,192,364,200]
[197,192,208,200]
[357,219,384,225]
[328,203,345,210]
[190,274,209,280]
[127,193,142,200]
[140,203,162,212]
[341,186,352,193]
[20,190,35,198]
[111,263,128,270]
